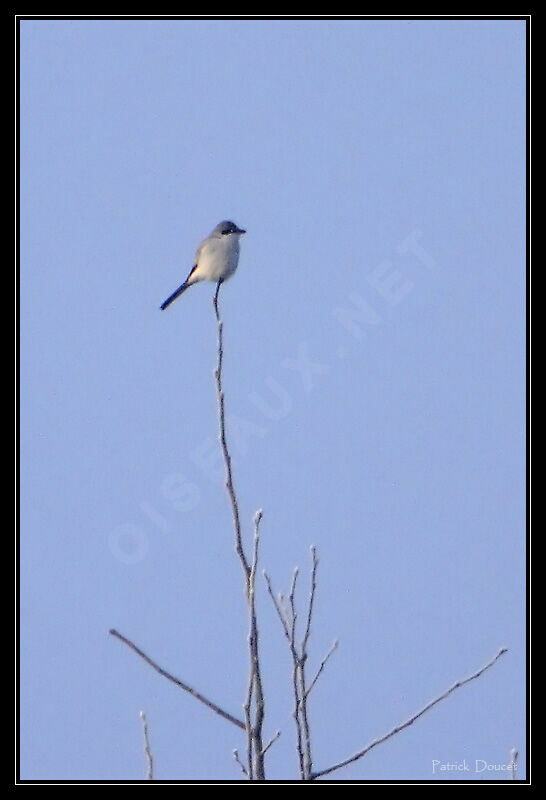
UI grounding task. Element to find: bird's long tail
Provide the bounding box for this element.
[160,281,191,310]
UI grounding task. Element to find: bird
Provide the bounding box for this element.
[160,220,246,310]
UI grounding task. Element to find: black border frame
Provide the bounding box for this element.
[14,13,531,787]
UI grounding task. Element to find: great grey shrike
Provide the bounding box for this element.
[160,220,246,310]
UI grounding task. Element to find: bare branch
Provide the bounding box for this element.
[288,568,299,644]
[251,513,266,733]
[213,280,250,581]
[311,647,509,780]
[233,749,249,778]
[510,747,519,781]
[139,711,154,780]
[243,672,254,780]
[264,569,306,779]
[287,566,306,777]
[213,284,265,780]
[302,546,318,653]
[246,509,266,779]
[250,510,263,591]
[264,573,292,644]
[291,655,305,780]
[260,730,281,758]
[305,639,339,699]
[299,547,320,779]
[109,629,245,730]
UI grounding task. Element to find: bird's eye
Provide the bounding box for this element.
[221,228,231,235]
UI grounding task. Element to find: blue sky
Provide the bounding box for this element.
[20,19,526,781]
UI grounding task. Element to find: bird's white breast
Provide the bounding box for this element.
[196,236,240,282]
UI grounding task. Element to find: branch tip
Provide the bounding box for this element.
[109,628,245,730]
[311,646,509,779]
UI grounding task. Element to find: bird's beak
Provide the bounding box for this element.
[236,227,246,235]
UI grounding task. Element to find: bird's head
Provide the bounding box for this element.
[214,220,246,237]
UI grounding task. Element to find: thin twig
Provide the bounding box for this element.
[139,711,154,780]
[302,546,318,653]
[264,574,292,644]
[264,569,306,779]
[311,647,509,780]
[305,640,339,698]
[260,730,281,757]
[109,629,245,730]
[213,280,250,581]
[243,668,254,780]
[289,568,299,644]
[250,511,263,587]
[248,510,266,779]
[287,567,306,776]
[299,547,319,779]
[509,747,519,781]
[233,749,249,777]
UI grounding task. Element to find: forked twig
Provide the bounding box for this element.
[311,647,509,779]
[264,570,306,779]
[265,548,327,781]
[264,577,292,645]
[109,629,245,730]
